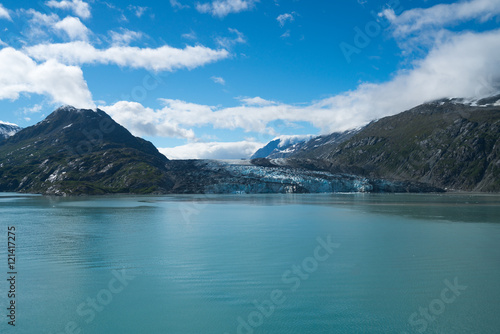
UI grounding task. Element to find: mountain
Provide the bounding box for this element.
[0,121,21,140]
[252,129,362,160]
[0,106,174,195]
[251,135,314,159]
[287,98,500,192]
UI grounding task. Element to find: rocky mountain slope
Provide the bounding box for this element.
[286,98,500,192]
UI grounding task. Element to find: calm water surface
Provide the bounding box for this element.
[0,193,499,334]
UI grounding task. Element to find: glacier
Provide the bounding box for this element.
[194,160,439,194]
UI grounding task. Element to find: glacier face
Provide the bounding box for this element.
[196,160,399,194]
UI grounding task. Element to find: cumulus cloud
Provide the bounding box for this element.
[0,3,11,21]
[54,16,89,40]
[0,47,94,108]
[23,11,89,42]
[196,0,257,18]
[382,0,500,37]
[23,9,59,40]
[46,0,91,19]
[102,101,196,139]
[159,141,264,159]
[24,41,230,72]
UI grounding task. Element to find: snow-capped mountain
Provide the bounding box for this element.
[251,135,314,159]
[0,121,22,140]
[251,128,362,160]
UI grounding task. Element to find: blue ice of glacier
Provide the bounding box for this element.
[200,160,375,194]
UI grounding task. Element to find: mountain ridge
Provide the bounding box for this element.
[279,99,500,192]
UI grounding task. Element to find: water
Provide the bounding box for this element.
[0,193,499,334]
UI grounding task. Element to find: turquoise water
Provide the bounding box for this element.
[0,193,499,334]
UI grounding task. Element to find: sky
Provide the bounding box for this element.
[0,0,499,159]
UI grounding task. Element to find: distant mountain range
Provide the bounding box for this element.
[0,95,499,195]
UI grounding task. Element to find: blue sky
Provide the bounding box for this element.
[0,0,499,159]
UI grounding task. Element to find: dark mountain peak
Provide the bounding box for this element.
[0,106,172,195]
[55,105,79,112]
[7,106,165,160]
[44,105,100,125]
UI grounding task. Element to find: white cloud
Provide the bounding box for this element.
[182,31,197,40]
[0,47,94,108]
[23,9,59,40]
[23,104,43,114]
[159,141,264,159]
[280,30,290,39]
[101,101,196,139]
[211,76,225,85]
[170,0,189,9]
[127,5,149,18]
[240,96,276,106]
[46,0,91,19]
[216,28,246,48]
[109,29,143,46]
[22,11,90,43]
[382,0,500,37]
[196,0,257,18]
[277,12,295,27]
[98,28,500,138]
[0,3,12,21]
[24,41,230,72]
[54,16,89,41]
